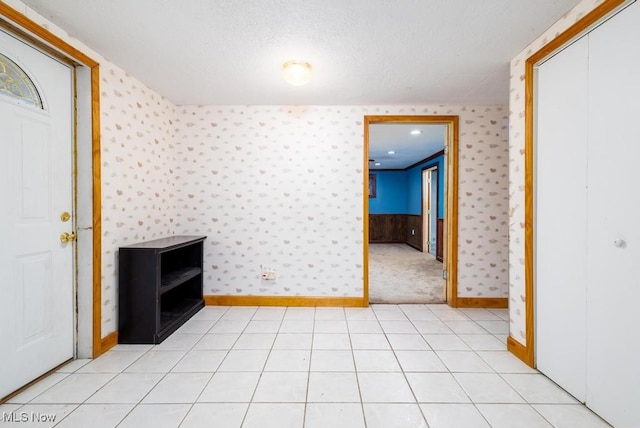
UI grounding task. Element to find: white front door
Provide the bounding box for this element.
[0,30,74,398]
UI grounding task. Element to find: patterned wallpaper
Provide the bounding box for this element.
[176,105,509,300]
[508,0,604,345]
[6,0,510,340]
[99,66,178,334]
[456,107,509,298]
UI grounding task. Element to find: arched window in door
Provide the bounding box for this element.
[0,52,43,109]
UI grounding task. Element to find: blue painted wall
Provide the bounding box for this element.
[369,153,444,217]
[368,171,408,214]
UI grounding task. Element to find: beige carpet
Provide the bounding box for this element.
[369,243,445,304]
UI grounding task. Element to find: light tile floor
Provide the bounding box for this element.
[0,305,611,427]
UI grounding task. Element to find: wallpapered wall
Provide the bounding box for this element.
[508,0,605,345]
[8,0,510,340]
[4,0,180,336]
[99,67,179,334]
[175,106,510,302]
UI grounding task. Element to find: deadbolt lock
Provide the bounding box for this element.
[60,232,76,244]
[60,211,71,222]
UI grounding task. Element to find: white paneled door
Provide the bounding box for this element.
[586,2,640,426]
[0,30,74,398]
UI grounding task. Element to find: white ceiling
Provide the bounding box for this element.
[369,124,445,170]
[20,0,582,106]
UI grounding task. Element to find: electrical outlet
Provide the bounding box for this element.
[261,265,277,280]
[411,229,415,236]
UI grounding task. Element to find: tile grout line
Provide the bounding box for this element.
[299,306,316,428]
[345,306,369,428]
[7,304,607,428]
[113,308,231,427]
[181,308,240,426]
[107,306,229,426]
[218,306,268,428]
[396,304,436,426]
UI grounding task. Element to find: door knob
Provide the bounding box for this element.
[60,232,76,244]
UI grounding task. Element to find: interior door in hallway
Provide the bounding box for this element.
[422,167,437,254]
[422,168,431,252]
[0,29,74,398]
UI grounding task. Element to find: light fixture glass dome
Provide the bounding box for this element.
[283,61,312,86]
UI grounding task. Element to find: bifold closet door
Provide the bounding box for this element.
[534,36,589,402]
[586,2,640,426]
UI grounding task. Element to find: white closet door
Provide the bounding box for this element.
[535,36,589,402]
[586,2,640,426]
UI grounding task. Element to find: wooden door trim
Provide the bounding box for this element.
[363,115,459,306]
[517,0,627,368]
[0,3,105,358]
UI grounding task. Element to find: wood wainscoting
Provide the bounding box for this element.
[369,214,406,243]
[369,214,423,251]
[406,215,422,250]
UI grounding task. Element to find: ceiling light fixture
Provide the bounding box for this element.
[410,129,422,135]
[387,150,396,155]
[375,162,381,166]
[283,61,312,86]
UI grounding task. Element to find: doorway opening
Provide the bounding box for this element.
[422,166,439,258]
[363,115,458,306]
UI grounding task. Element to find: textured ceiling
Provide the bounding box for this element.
[369,124,445,170]
[20,0,581,105]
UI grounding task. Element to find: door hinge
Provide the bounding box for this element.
[443,270,448,280]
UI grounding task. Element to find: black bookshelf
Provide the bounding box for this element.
[118,235,206,344]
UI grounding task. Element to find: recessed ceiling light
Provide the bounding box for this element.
[410,129,422,135]
[375,162,381,166]
[283,61,312,86]
[387,150,395,155]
